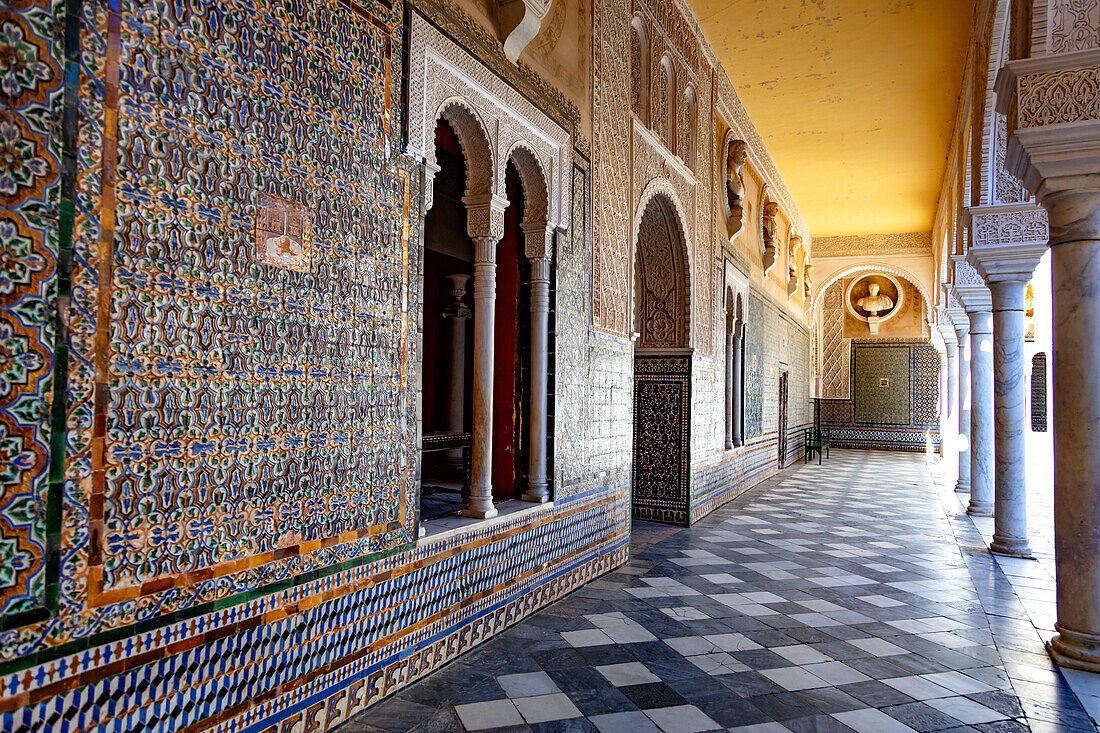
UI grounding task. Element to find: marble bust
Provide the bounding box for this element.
[725,140,749,212]
[856,283,894,316]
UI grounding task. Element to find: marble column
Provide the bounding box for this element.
[945,341,958,425]
[966,304,995,517]
[969,233,1047,559]
[1045,188,1100,670]
[995,27,1100,670]
[522,254,551,503]
[731,322,744,447]
[464,235,500,519]
[724,322,734,450]
[953,318,972,494]
[987,278,1034,557]
[443,274,472,465]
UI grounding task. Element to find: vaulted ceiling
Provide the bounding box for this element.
[688,0,974,237]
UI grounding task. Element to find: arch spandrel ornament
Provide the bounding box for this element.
[634,186,692,350]
[407,12,571,234]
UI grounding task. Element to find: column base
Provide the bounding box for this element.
[461,502,499,520]
[521,491,549,503]
[1048,624,1100,672]
[989,535,1035,559]
[955,480,970,494]
[967,499,994,517]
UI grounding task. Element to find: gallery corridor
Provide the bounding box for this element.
[340,451,1096,733]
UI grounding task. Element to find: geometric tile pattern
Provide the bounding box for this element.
[912,344,941,426]
[823,344,941,452]
[853,344,910,426]
[0,0,63,620]
[341,451,1095,733]
[1031,352,1047,433]
[1,489,630,731]
[633,355,691,524]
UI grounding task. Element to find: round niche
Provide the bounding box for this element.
[844,273,904,327]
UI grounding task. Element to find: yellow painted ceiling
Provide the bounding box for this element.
[688,0,973,237]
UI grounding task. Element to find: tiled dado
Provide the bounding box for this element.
[690,435,791,524]
[1,488,630,732]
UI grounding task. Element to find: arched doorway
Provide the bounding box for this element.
[632,192,692,525]
[419,118,477,519]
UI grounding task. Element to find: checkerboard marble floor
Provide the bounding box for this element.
[338,450,1098,732]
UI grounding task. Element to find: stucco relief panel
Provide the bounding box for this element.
[408,13,571,229]
[1048,0,1100,52]
[592,0,632,336]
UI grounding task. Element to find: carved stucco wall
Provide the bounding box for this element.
[821,286,851,400]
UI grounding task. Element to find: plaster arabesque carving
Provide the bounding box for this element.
[1017,67,1100,127]
[407,13,571,236]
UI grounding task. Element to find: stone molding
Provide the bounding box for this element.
[966,240,1048,283]
[407,12,571,232]
[951,255,993,311]
[812,231,932,259]
[968,202,1049,248]
[498,0,552,63]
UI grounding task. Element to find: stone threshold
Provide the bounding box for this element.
[418,499,555,544]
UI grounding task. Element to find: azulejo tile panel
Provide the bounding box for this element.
[2,490,630,732]
[633,354,691,524]
[852,344,910,426]
[0,1,64,620]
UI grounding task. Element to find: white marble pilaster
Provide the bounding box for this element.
[1045,186,1100,670]
[731,323,745,448]
[443,273,472,465]
[465,236,500,518]
[461,195,507,520]
[996,38,1100,669]
[724,322,734,450]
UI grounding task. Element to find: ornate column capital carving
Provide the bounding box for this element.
[464,194,510,243]
[965,203,1049,284]
[951,255,994,312]
[522,222,554,261]
[995,49,1100,194]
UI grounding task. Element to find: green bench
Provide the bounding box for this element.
[805,427,830,464]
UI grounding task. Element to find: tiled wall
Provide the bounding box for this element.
[0,0,812,729]
[689,286,812,522]
[821,342,941,452]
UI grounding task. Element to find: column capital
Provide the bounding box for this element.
[463,193,509,242]
[965,204,1048,284]
[522,222,555,261]
[995,48,1100,203]
[950,256,993,312]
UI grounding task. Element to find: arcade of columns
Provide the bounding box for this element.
[933,0,1100,673]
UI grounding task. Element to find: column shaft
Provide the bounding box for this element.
[464,238,499,519]
[989,279,1034,558]
[955,324,972,494]
[1047,190,1100,670]
[967,310,995,516]
[523,258,551,503]
[732,328,744,447]
[725,326,734,450]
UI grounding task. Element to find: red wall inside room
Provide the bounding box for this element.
[492,168,522,500]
